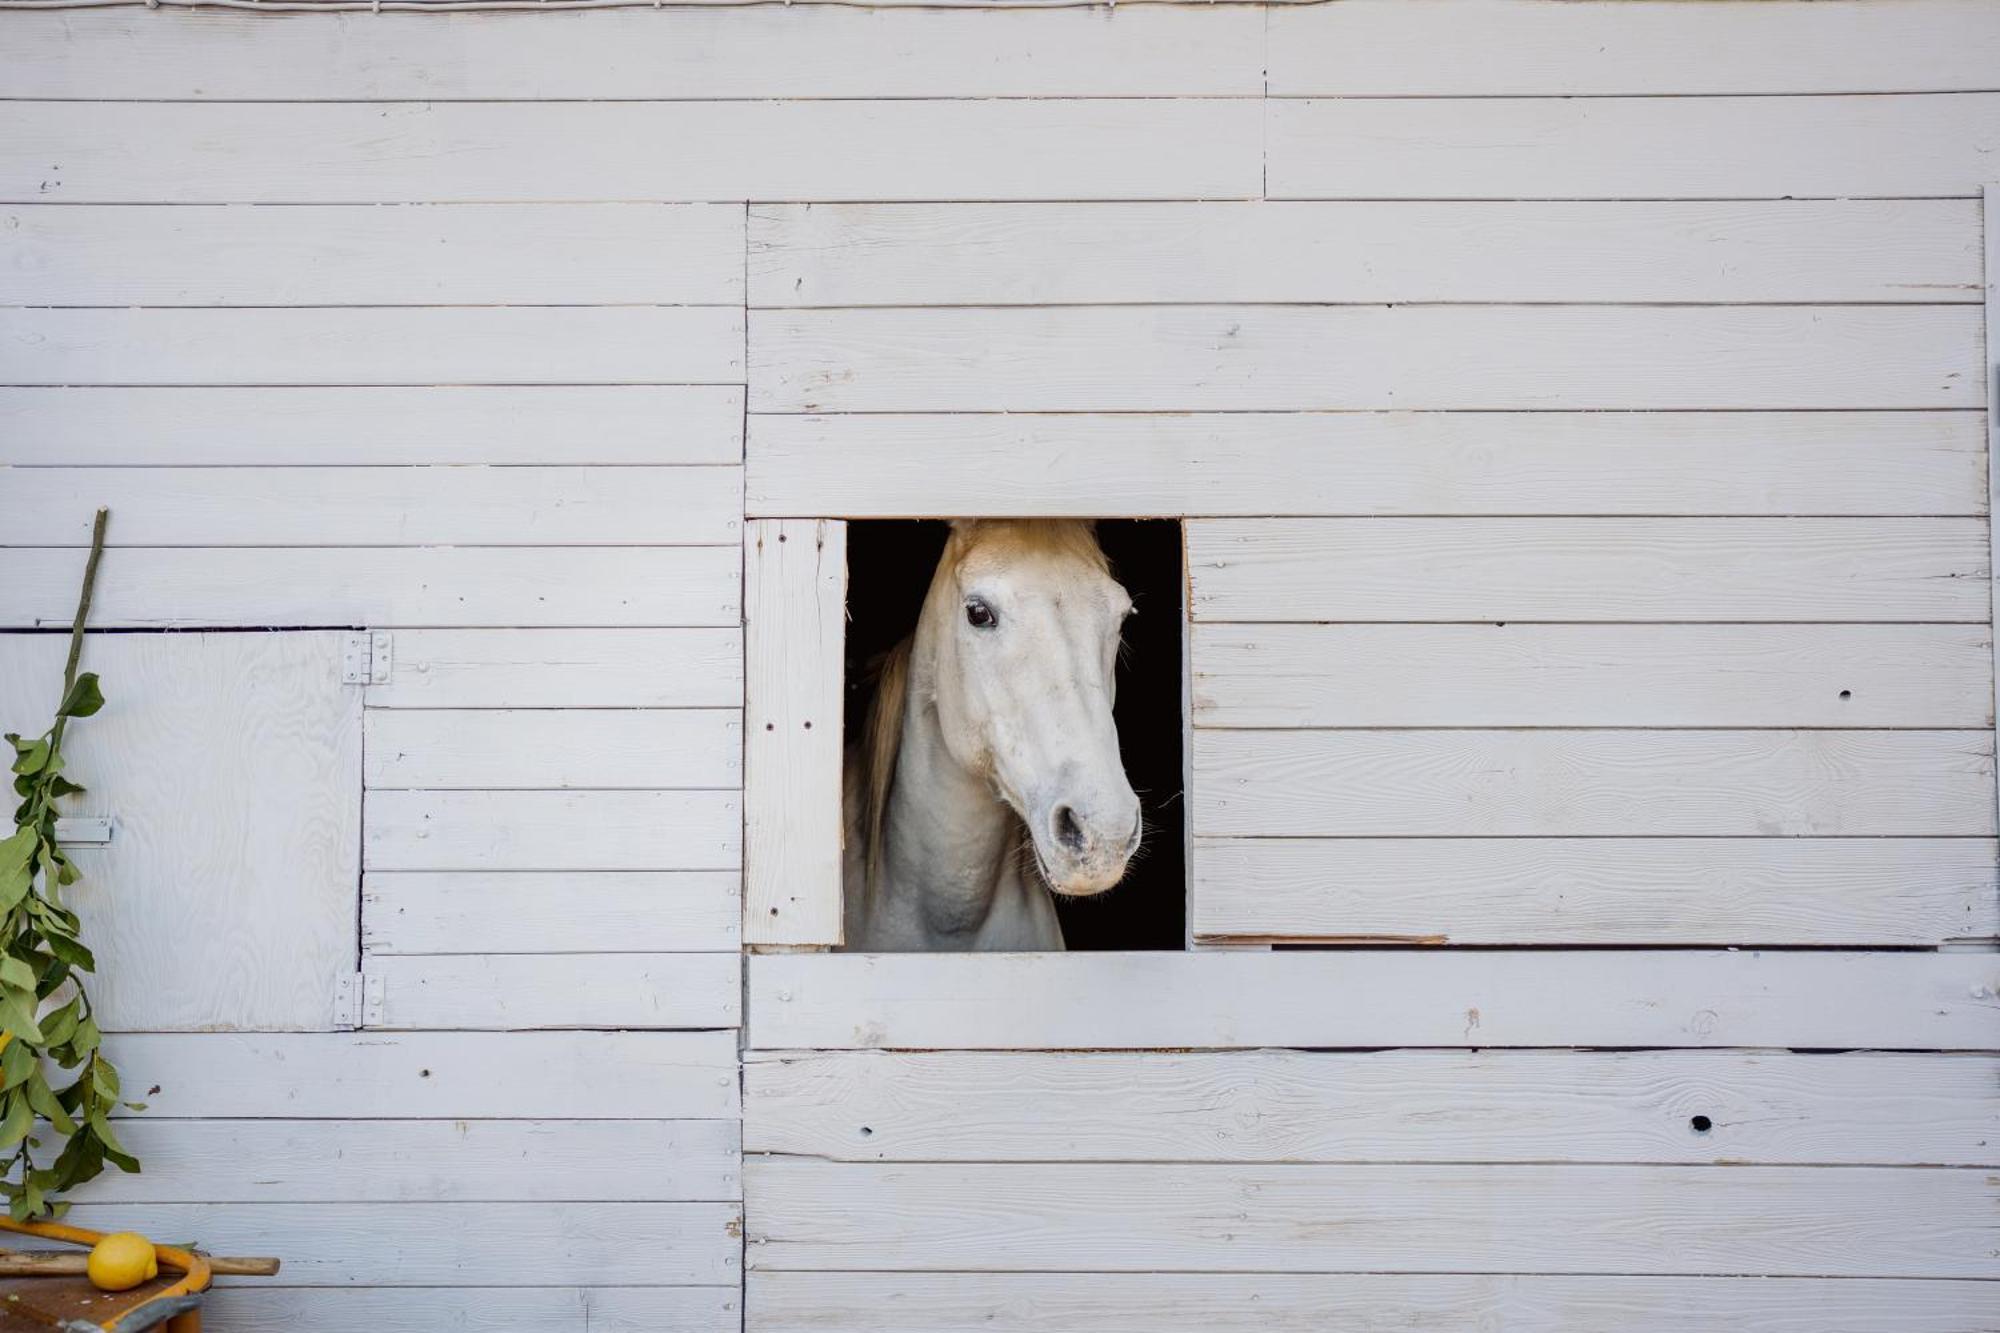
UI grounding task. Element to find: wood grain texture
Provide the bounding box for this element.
[748,951,2000,1051]
[0,632,359,1032]
[0,100,1263,203]
[1191,624,1995,728]
[745,1049,1999,1166]
[1187,518,1992,623]
[370,953,740,1031]
[747,1272,2000,1333]
[1194,730,1996,838]
[750,306,1982,413]
[0,307,744,386]
[745,1160,1997,1277]
[57,1203,740,1286]
[2,467,742,547]
[207,1287,739,1333]
[1265,0,2000,96]
[365,709,742,790]
[364,789,741,872]
[77,1118,739,1202]
[365,872,740,954]
[745,519,847,947]
[1265,94,2000,200]
[3,8,1263,99]
[0,386,744,466]
[0,546,741,628]
[366,629,744,709]
[100,1030,740,1119]
[1190,838,2000,946]
[750,200,1982,306]
[0,203,744,305]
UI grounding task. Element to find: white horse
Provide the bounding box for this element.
[843,520,1143,951]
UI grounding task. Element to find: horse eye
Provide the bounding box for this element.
[965,598,998,630]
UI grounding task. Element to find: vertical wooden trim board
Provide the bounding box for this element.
[1987,184,2000,829]
[745,519,848,947]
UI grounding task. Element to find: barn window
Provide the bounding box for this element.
[745,518,1186,952]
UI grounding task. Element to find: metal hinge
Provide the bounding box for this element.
[332,972,385,1030]
[341,632,392,686]
[52,817,113,847]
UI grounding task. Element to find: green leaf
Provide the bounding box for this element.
[44,777,82,799]
[56,674,103,720]
[89,1060,119,1102]
[0,958,35,992]
[71,1016,99,1057]
[0,1038,34,1093]
[0,991,45,1047]
[43,935,92,974]
[86,1110,126,1157]
[35,1001,78,1049]
[0,1093,33,1151]
[26,1076,75,1137]
[8,740,49,777]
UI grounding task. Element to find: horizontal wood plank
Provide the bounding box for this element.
[365,709,742,790]
[100,1030,739,1119]
[1187,518,1992,622]
[1265,0,2000,96]
[0,307,743,386]
[1192,624,1995,728]
[59,1203,740,1286]
[1191,838,2000,946]
[209,1287,738,1333]
[1266,94,2000,199]
[750,200,1982,306]
[368,629,743,709]
[747,951,2000,1051]
[750,410,1988,518]
[365,789,741,872]
[1194,730,1996,838]
[750,306,1982,413]
[0,546,741,629]
[370,953,740,1031]
[0,203,743,306]
[747,1272,2000,1333]
[2,467,741,547]
[745,1160,1996,1277]
[77,1119,739,1203]
[1,100,1263,203]
[744,1049,1999,1165]
[4,8,1263,99]
[0,386,744,466]
[365,872,740,954]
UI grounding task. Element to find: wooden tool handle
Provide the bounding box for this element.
[0,1253,281,1277]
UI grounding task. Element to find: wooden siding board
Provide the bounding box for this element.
[746,1273,2000,1333]
[1191,624,1995,729]
[748,951,2000,1051]
[1190,838,2000,947]
[0,100,1264,204]
[370,953,742,1031]
[364,709,743,790]
[1,467,743,548]
[364,871,741,954]
[743,1049,2000,1166]
[0,307,745,387]
[750,306,1983,413]
[101,1031,741,1120]
[365,628,745,710]
[1266,94,2000,200]
[748,410,1989,519]
[0,547,742,629]
[364,789,742,872]
[1187,518,1992,623]
[1193,730,1997,838]
[208,1287,740,1333]
[745,1160,1999,1278]
[77,1119,741,1203]
[750,200,1984,306]
[0,203,745,306]
[0,386,746,467]
[2,9,1265,100]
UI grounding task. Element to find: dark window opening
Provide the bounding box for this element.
[844,519,1187,951]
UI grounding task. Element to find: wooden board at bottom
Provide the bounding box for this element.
[208,1285,738,1333]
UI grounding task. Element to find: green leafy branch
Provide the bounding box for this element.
[0,509,140,1220]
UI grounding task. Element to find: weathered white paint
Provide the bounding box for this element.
[364,789,742,872]
[749,951,2000,1051]
[370,953,740,1031]
[1190,838,2000,946]
[365,709,742,790]
[365,629,744,710]
[744,1049,1999,1165]
[209,1287,739,1333]
[365,872,740,954]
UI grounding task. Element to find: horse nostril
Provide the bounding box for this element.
[1052,804,1086,854]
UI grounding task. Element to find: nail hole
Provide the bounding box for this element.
[419,1069,432,1079]
[1838,690,1851,700]
[858,1126,873,1137]
[803,720,813,730]
[1690,1115,1712,1134]
[765,723,775,731]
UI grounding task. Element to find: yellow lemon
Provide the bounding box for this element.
[86,1233,158,1292]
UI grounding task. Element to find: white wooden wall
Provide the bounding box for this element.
[3,2,1998,1330]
